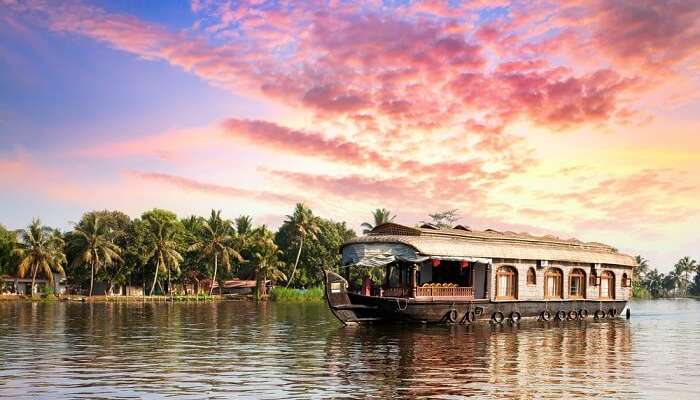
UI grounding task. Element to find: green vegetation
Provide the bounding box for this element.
[188,210,243,295]
[67,213,123,296]
[361,208,396,234]
[0,224,17,276]
[1,203,356,298]
[634,255,700,298]
[269,286,324,303]
[13,219,66,296]
[281,203,321,288]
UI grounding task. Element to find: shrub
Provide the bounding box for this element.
[269,286,324,302]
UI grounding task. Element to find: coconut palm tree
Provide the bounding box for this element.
[68,214,123,296]
[633,255,649,284]
[248,227,286,300]
[360,208,396,234]
[188,210,243,295]
[144,216,183,296]
[663,272,677,297]
[644,269,664,298]
[674,257,697,297]
[284,203,320,288]
[13,219,66,296]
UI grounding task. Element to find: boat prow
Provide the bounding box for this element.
[323,270,385,325]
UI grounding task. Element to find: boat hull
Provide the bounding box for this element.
[324,270,628,325]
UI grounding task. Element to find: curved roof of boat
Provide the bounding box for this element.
[342,223,636,267]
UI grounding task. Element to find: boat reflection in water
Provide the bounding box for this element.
[6,301,700,399]
[323,320,633,398]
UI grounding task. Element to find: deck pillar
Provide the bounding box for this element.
[410,264,418,298]
[484,263,491,300]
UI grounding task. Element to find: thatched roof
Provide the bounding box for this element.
[342,223,636,267]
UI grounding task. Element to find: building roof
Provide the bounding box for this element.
[341,223,637,267]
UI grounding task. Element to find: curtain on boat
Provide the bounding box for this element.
[342,243,430,267]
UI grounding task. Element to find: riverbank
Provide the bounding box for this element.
[1,289,327,303]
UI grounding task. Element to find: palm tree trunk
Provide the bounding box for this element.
[89,259,95,297]
[167,263,171,297]
[209,253,218,295]
[150,260,160,295]
[31,262,38,296]
[255,265,263,300]
[286,237,304,288]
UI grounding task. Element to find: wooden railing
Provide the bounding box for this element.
[383,287,409,297]
[417,286,474,298]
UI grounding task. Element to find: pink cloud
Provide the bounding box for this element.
[129,171,299,204]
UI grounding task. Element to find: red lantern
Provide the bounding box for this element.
[460,261,470,269]
[432,259,441,267]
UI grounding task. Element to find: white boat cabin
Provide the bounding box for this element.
[341,223,636,302]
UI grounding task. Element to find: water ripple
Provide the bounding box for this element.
[1,299,700,398]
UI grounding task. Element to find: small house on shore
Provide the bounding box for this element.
[1,271,67,295]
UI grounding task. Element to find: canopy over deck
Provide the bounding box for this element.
[341,223,637,267]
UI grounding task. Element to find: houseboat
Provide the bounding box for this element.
[324,223,636,325]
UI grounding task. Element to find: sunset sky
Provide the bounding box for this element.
[1,0,698,271]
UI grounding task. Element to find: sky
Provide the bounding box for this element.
[0,0,698,271]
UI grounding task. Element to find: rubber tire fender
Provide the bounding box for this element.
[541,310,552,322]
[594,309,606,320]
[578,309,589,319]
[447,309,458,323]
[509,311,521,323]
[492,311,505,324]
[465,310,476,323]
[568,310,579,320]
[556,310,567,321]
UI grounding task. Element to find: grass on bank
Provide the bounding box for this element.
[269,286,325,303]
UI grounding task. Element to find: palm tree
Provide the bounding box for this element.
[360,208,396,234]
[188,210,242,295]
[284,203,320,288]
[68,214,123,296]
[13,219,66,296]
[674,257,697,297]
[662,272,677,297]
[249,227,286,300]
[144,216,183,295]
[644,269,664,298]
[634,255,649,284]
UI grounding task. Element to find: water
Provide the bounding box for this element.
[0,299,699,399]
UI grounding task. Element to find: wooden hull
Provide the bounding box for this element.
[324,270,629,325]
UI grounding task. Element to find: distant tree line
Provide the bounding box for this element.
[633,256,700,298]
[0,203,355,298]
[3,206,696,300]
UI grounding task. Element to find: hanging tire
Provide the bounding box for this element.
[509,311,521,323]
[492,311,504,324]
[447,309,458,323]
[625,308,631,320]
[594,310,606,320]
[578,309,589,319]
[556,310,567,321]
[568,310,579,320]
[465,310,476,323]
[541,310,552,322]
[608,308,618,318]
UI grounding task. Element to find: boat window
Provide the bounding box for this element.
[589,270,598,286]
[600,271,615,299]
[527,267,536,285]
[496,266,517,299]
[431,260,472,287]
[621,273,629,287]
[569,268,586,299]
[544,268,563,299]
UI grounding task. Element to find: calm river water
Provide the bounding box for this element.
[1,299,699,399]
